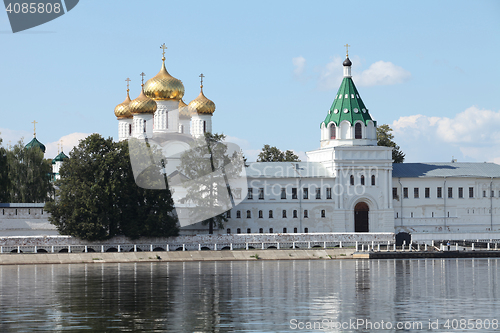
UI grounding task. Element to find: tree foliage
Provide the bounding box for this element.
[257,144,300,162]
[0,136,53,203]
[45,134,179,241]
[377,124,405,163]
[177,133,245,234]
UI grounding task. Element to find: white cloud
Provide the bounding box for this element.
[316,57,410,90]
[392,107,500,162]
[45,132,90,158]
[292,56,306,77]
[355,61,411,87]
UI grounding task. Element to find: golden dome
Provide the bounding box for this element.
[188,86,216,115]
[143,57,185,101]
[178,99,195,119]
[129,86,157,114]
[114,90,132,118]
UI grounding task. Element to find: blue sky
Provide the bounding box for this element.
[1,0,499,163]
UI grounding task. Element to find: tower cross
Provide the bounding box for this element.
[125,77,131,90]
[61,139,64,152]
[31,120,37,137]
[199,73,204,86]
[344,43,351,57]
[160,43,167,58]
[140,72,146,85]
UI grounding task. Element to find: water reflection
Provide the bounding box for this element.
[0,259,498,332]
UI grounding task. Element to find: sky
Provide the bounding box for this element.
[1,0,499,163]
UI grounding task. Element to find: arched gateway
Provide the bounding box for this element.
[354,202,369,232]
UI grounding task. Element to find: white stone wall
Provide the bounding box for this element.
[118,118,132,141]
[132,113,154,138]
[154,100,180,133]
[191,114,212,138]
[393,177,500,233]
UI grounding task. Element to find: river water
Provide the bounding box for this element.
[0,259,499,332]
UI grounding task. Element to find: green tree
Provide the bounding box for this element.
[0,136,11,202]
[177,133,245,234]
[6,139,53,203]
[257,144,300,162]
[377,124,405,163]
[45,134,179,241]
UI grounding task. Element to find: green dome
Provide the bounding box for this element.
[52,151,69,164]
[25,137,46,153]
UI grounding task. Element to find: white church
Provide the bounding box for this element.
[113,46,500,240]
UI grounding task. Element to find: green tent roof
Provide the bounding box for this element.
[25,136,46,153]
[52,151,69,164]
[321,76,374,127]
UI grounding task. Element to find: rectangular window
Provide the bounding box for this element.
[458,187,463,198]
[282,210,287,218]
[414,188,419,198]
[393,187,398,199]
[304,210,308,218]
[226,210,231,218]
[236,210,241,218]
[293,210,298,218]
[469,187,474,198]
[247,188,253,200]
[304,228,309,233]
[258,188,264,200]
[492,190,495,198]
[448,187,453,198]
[247,228,251,233]
[294,227,298,233]
[316,188,321,199]
[437,187,442,198]
[321,210,326,218]
[483,190,486,198]
[425,188,430,198]
[281,187,286,199]
[292,188,298,199]
[403,187,408,198]
[283,228,287,233]
[303,188,308,199]
[326,188,332,199]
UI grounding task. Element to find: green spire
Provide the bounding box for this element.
[321,59,375,128]
[52,151,69,164]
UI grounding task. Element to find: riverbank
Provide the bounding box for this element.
[0,248,356,265]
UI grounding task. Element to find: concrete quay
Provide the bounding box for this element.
[0,248,356,265]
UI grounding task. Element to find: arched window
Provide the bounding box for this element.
[269,210,273,218]
[203,120,207,133]
[236,210,241,218]
[294,227,298,233]
[237,228,241,234]
[283,227,287,233]
[129,124,132,136]
[246,210,251,218]
[371,175,376,186]
[227,228,231,234]
[293,210,298,218]
[180,124,184,134]
[350,175,354,185]
[259,228,263,233]
[355,123,362,139]
[330,123,336,139]
[143,119,147,133]
[360,175,365,185]
[247,228,251,233]
[258,210,263,218]
[282,210,287,218]
[269,228,273,233]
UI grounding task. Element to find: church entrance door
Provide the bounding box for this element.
[354,202,369,232]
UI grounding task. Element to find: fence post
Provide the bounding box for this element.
[134,244,137,252]
[0,246,3,253]
[182,244,185,251]
[214,244,217,251]
[166,244,169,252]
[230,243,233,251]
[151,244,154,252]
[456,243,458,251]
[355,241,358,251]
[393,243,396,251]
[118,245,120,253]
[293,242,295,249]
[488,243,490,250]
[101,245,104,253]
[262,243,264,250]
[324,241,326,249]
[52,246,54,253]
[472,243,475,251]
[17,246,20,253]
[377,244,380,252]
[34,246,37,253]
[339,241,342,249]
[68,245,71,253]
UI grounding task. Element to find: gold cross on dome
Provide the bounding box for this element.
[199,73,205,86]
[57,142,60,154]
[160,43,167,57]
[60,139,64,152]
[31,120,37,137]
[140,72,146,85]
[125,77,131,90]
[344,43,351,57]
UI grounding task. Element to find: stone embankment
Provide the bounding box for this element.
[0,248,356,265]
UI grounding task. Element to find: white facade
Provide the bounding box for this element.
[153,100,180,134]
